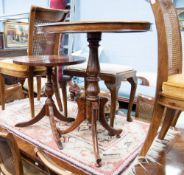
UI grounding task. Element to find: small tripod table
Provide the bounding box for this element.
[13,55,85,149]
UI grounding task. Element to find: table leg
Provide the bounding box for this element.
[58,98,86,135]
[85,32,102,165]
[15,67,74,149]
[99,97,122,137]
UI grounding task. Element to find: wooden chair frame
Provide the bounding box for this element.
[0,6,68,117]
[140,0,183,156]
[0,131,23,175]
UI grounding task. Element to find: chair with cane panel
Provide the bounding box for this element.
[0,6,68,118]
[140,0,183,156]
[0,130,47,175]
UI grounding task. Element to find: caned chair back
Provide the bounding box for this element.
[0,131,23,175]
[150,0,182,92]
[28,6,68,56]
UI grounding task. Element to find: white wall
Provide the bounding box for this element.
[3,0,49,15]
[0,0,3,16]
[174,0,184,8]
[72,0,158,72]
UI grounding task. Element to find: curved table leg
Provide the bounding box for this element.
[52,102,75,122]
[91,101,101,166]
[58,98,86,135]
[127,77,137,122]
[105,81,121,127]
[15,106,45,127]
[52,68,63,112]
[99,97,122,137]
[48,105,63,150]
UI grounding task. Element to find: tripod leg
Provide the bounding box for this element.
[15,106,45,127]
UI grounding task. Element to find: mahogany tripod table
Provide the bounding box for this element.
[38,21,151,166]
[13,55,85,149]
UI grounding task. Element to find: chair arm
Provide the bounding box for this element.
[137,76,150,86]
[34,147,73,175]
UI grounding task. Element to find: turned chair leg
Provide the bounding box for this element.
[105,81,121,127]
[36,76,41,101]
[140,102,164,157]
[158,108,178,139]
[60,79,68,117]
[52,68,63,112]
[171,110,181,127]
[28,76,35,118]
[127,77,137,122]
[0,74,5,110]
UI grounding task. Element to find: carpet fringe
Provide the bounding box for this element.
[126,128,179,174]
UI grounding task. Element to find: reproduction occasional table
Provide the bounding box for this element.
[38,21,151,166]
[13,55,85,149]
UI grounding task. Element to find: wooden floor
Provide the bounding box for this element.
[134,128,184,175]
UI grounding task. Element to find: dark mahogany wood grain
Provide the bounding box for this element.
[13,55,85,67]
[37,21,151,33]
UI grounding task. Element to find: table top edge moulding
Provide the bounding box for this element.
[13,55,85,66]
[37,20,151,33]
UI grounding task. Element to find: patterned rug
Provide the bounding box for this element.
[0,98,149,175]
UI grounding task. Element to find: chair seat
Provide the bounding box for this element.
[162,74,184,99]
[0,59,45,72]
[66,63,133,75]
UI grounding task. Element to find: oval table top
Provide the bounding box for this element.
[37,20,151,34]
[13,55,86,67]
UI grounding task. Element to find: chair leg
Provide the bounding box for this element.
[158,108,178,139]
[60,79,67,117]
[36,76,41,101]
[105,80,121,127]
[127,77,137,122]
[0,74,5,110]
[52,68,63,112]
[171,110,181,127]
[28,76,35,118]
[139,102,164,157]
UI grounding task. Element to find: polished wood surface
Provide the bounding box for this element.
[37,21,151,33]
[14,55,85,149]
[13,55,85,66]
[37,20,151,165]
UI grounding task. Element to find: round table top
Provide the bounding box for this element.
[37,20,151,34]
[13,55,86,67]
